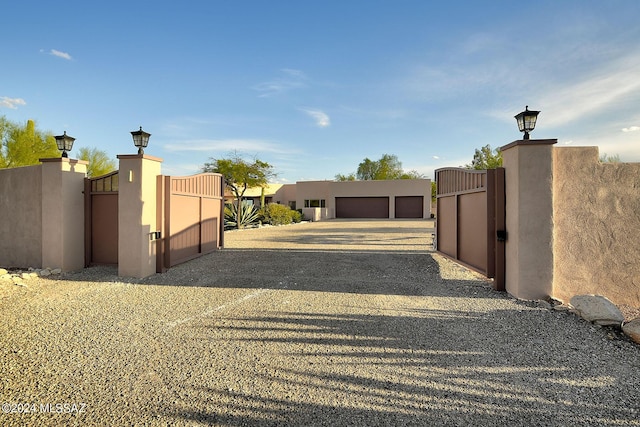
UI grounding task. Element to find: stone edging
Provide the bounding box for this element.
[0,267,62,287]
[538,295,640,345]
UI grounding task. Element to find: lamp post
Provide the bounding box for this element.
[514,106,540,140]
[54,131,75,158]
[130,126,151,154]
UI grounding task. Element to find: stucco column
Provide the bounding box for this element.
[117,154,163,278]
[500,139,556,300]
[40,157,88,271]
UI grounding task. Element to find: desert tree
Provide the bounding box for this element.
[336,154,423,181]
[0,117,58,168]
[202,153,275,228]
[77,147,117,177]
[465,144,502,170]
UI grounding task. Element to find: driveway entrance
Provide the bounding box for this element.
[2,220,639,426]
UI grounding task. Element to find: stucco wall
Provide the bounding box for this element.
[273,184,297,207]
[0,165,43,267]
[41,158,87,271]
[118,154,163,278]
[502,140,555,300]
[553,147,640,307]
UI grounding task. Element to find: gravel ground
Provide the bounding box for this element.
[1,219,639,426]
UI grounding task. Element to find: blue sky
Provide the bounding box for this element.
[2,1,640,182]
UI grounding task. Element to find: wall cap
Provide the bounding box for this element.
[117,154,164,163]
[39,157,89,165]
[500,139,558,152]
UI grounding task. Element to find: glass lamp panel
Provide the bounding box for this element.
[524,115,537,131]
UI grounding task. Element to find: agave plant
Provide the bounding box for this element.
[224,201,260,229]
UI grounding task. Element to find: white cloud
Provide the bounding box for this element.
[537,69,640,127]
[622,126,640,132]
[163,138,287,153]
[300,108,330,128]
[50,49,72,60]
[432,155,440,160]
[253,68,307,97]
[0,97,26,109]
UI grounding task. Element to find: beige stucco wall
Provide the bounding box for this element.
[552,147,640,307]
[0,158,87,270]
[0,165,43,267]
[272,184,297,207]
[117,154,163,278]
[41,158,88,271]
[502,140,555,300]
[296,179,431,219]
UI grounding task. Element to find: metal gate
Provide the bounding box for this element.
[435,167,505,290]
[157,173,225,272]
[84,171,119,266]
[85,171,224,272]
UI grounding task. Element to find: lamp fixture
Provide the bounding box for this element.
[131,126,151,154]
[54,131,75,158]
[514,106,540,140]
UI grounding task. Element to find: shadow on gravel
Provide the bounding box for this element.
[60,250,491,298]
[157,309,640,426]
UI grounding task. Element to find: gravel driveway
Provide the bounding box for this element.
[1,219,639,426]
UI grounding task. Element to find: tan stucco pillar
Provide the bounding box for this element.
[40,157,88,271]
[117,154,163,278]
[500,139,557,300]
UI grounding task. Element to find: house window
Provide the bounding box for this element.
[304,199,325,208]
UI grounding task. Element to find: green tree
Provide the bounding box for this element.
[399,170,425,179]
[337,154,424,181]
[202,153,275,228]
[0,117,58,168]
[357,154,405,180]
[465,144,502,170]
[77,147,117,177]
[335,172,356,181]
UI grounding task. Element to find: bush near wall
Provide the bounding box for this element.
[261,203,302,226]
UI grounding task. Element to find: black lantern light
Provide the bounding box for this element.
[514,106,540,140]
[54,131,75,158]
[131,126,151,154]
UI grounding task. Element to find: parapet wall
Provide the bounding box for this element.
[0,165,43,267]
[552,147,640,307]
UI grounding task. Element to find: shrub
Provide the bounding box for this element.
[263,203,301,226]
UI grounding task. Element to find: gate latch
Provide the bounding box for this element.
[497,230,507,242]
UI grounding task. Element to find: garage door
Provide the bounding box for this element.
[395,196,424,218]
[336,197,389,218]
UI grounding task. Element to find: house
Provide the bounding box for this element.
[224,183,287,208]
[227,179,432,221]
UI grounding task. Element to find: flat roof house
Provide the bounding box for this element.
[267,179,432,221]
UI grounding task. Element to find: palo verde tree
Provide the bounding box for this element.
[0,117,58,168]
[336,154,423,181]
[202,153,275,228]
[77,147,117,178]
[465,144,502,170]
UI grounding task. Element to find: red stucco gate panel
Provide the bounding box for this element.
[435,167,505,290]
[85,171,119,266]
[157,173,225,271]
